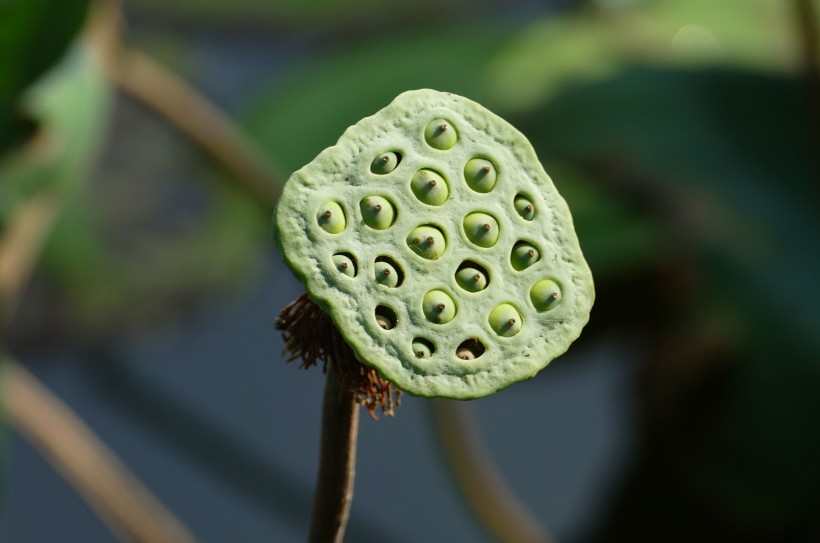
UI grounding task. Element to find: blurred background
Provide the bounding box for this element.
[1,0,819,541]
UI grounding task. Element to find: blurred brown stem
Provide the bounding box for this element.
[106,47,283,209]
[308,364,360,543]
[431,399,554,543]
[2,358,198,543]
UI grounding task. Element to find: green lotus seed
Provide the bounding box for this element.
[332,254,356,277]
[412,338,435,359]
[371,152,399,174]
[374,260,399,288]
[514,195,535,221]
[530,279,562,312]
[316,201,346,234]
[511,242,541,271]
[360,196,396,230]
[407,225,446,260]
[463,212,499,248]
[424,118,457,150]
[464,158,497,193]
[455,266,488,293]
[422,289,456,324]
[410,169,449,206]
[489,303,522,337]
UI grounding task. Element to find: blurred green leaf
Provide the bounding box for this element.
[0,0,91,151]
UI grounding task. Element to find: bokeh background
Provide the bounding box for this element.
[1,0,819,541]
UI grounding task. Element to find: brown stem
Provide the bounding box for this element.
[308,364,360,543]
[431,399,554,543]
[2,358,197,543]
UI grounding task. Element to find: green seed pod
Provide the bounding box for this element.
[423,290,456,324]
[407,225,446,260]
[464,158,497,193]
[410,169,449,206]
[332,254,356,277]
[412,338,435,359]
[511,242,540,271]
[374,260,399,288]
[316,201,346,234]
[488,303,522,337]
[424,118,457,150]
[514,195,535,221]
[530,279,562,312]
[463,212,499,248]
[360,196,396,230]
[371,152,399,174]
[455,266,488,292]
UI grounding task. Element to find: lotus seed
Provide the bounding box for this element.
[514,195,535,221]
[463,212,499,248]
[332,254,356,277]
[407,225,446,260]
[424,118,457,150]
[455,266,488,292]
[464,158,497,193]
[410,169,449,205]
[375,306,397,330]
[412,338,435,359]
[316,201,346,234]
[511,241,541,271]
[423,290,456,324]
[374,260,399,288]
[489,304,523,337]
[360,196,396,230]
[371,152,399,174]
[530,279,562,312]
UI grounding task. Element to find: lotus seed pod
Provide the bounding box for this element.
[463,212,499,248]
[371,152,399,174]
[424,118,457,150]
[374,260,399,288]
[489,304,523,337]
[332,254,356,277]
[412,338,435,359]
[407,225,446,260]
[530,279,562,312]
[423,290,456,324]
[514,194,535,221]
[464,158,497,193]
[360,196,396,230]
[316,201,346,234]
[410,169,449,206]
[274,89,594,399]
[455,266,488,293]
[511,242,541,271]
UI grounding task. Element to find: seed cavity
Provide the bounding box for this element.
[332,252,357,277]
[316,201,346,234]
[407,225,446,260]
[514,194,535,221]
[530,279,562,312]
[422,290,456,324]
[412,338,435,359]
[371,152,400,174]
[374,256,404,287]
[456,338,485,360]
[375,306,397,330]
[489,304,523,337]
[464,158,497,193]
[463,212,499,248]
[511,241,541,271]
[410,169,449,206]
[455,261,489,292]
[424,118,457,150]
[360,196,396,230]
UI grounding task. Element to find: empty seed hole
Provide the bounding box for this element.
[412,338,435,359]
[332,252,357,277]
[374,256,404,287]
[375,306,397,330]
[456,338,485,360]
